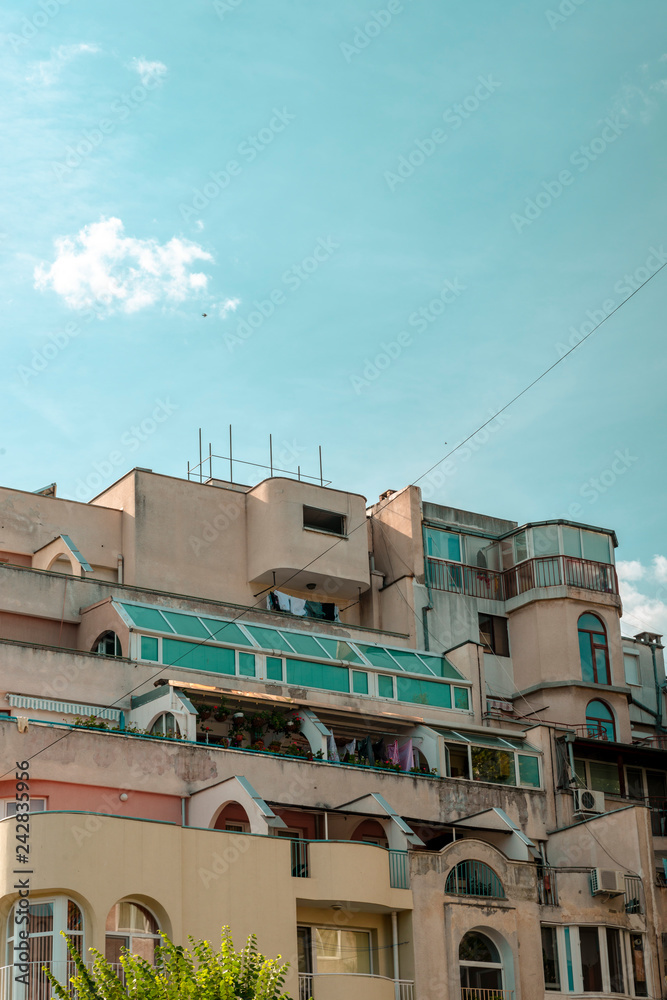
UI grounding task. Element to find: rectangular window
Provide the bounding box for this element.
[579,927,602,992]
[140,635,159,661]
[588,761,620,795]
[163,638,235,674]
[471,747,516,786]
[314,929,371,975]
[513,531,528,563]
[624,653,640,685]
[562,525,582,557]
[532,525,560,557]
[424,528,461,562]
[378,675,394,698]
[352,671,368,695]
[606,928,625,994]
[199,618,249,646]
[581,530,611,564]
[478,613,510,656]
[161,611,210,638]
[453,687,470,711]
[518,755,541,788]
[396,676,452,708]
[626,767,644,800]
[5,799,46,816]
[238,652,255,677]
[541,926,560,991]
[285,658,350,693]
[266,656,283,681]
[446,743,470,779]
[303,506,346,536]
[245,625,294,654]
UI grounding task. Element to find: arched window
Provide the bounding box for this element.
[459,931,504,992]
[578,613,609,685]
[586,700,616,741]
[445,861,506,898]
[93,631,122,657]
[150,713,180,737]
[105,901,160,965]
[6,898,83,992]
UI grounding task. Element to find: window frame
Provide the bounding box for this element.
[578,613,611,686]
[478,613,510,657]
[302,506,347,537]
[541,925,645,996]
[297,925,373,976]
[444,735,542,789]
[623,652,641,687]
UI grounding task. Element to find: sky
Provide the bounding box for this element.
[1,0,666,637]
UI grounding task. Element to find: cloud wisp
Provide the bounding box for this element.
[34,217,213,314]
[617,556,667,637]
[27,42,101,85]
[129,57,167,86]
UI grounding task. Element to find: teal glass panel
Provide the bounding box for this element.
[518,755,540,787]
[121,604,169,631]
[453,687,470,710]
[563,928,574,992]
[285,658,350,693]
[471,746,516,785]
[441,657,464,679]
[532,525,559,557]
[389,650,432,675]
[396,677,452,708]
[282,632,330,658]
[352,671,369,695]
[588,761,618,792]
[161,611,210,638]
[140,635,159,661]
[314,637,363,663]
[594,648,610,684]
[378,675,394,698]
[199,618,250,645]
[562,525,582,557]
[582,530,611,563]
[579,632,595,682]
[358,645,399,669]
[238,652,256,677]
[266,657,283,681]
[162,638,235,674]
[245,625,295,653]
[425,528,461,561]
[513,531,528,562]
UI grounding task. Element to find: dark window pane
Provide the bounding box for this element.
[579,928,602,992]
[471,747,516,785]
[541,926,560,990]
[606,928,625,994]
[303,506,345,535]
[579,632,595,682]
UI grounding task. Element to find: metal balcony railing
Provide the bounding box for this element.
[388,849,410,889]
[290,839,310,878]
[624,876,644,913]
[461,990,513,1000]
[0,961,124,1000]
[298,973,414,999]
[427,555,619,602]
[537,867,559,906]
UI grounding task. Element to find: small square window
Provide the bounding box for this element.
[303,506,346,536]
[624,653,640,686]
[378,675,394,698]
[478,614,509,656]
[352,671,369,695]
[266,657,283,681]
[140,635,159,661]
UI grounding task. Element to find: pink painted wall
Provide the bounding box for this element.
[0,779,181,824]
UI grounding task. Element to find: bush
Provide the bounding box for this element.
[45,927,302,1000]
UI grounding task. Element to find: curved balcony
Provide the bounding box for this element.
[426,555,618,602]
[298,973,414,1000]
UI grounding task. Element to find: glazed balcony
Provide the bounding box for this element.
[426,555,618,602]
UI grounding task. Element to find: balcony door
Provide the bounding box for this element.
[460,931,503,992]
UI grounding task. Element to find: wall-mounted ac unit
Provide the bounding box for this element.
[591,868,626,896]
[573,789,605,815]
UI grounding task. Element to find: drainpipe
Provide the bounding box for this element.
[181,797,187,827]
[391,910,400,1000]
[420,524,433,651]
[563,732,577,785]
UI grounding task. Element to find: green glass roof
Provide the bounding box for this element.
[437,728,540,753]
[115,601,465,681]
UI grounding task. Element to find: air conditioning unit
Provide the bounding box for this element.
[573,789,605,815]
[591,868,626,896]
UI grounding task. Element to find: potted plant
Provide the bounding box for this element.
[213,700,229,722]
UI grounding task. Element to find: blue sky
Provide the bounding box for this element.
[1,0,666,634]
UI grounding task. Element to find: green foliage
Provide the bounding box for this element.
[45,927,301,1000]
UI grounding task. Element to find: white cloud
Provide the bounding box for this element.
[28,43,100,85]
[34,217,213,315]
[195,220,205,231]
[618,554,667,637]
[617,560,645,581]
[218,297,241,319]
[129,57,167,87]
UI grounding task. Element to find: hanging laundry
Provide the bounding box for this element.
[267,592,281,612]
[360,735,375,765]
[372,738,385,761]
[386,739,400,766]
[342,739,356,760]
[398,739,414,772]
[326,734,340,762]
[290,597,307,616]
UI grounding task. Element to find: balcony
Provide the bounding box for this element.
[0,961,125,1000]
[426,555,618,602]
[461,991,513,1000]
[299,973,414,1000]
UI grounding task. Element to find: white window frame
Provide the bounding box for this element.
[624,652,641,686]
[303,926,373,976]
[542,924,646,996]
[4,798,47,817]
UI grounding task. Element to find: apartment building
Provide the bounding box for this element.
[0,467,665,999]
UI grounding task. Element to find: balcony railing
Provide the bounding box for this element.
[298,973,414,999]
[461,990,513,1000]
[388,849,410,889]
[426,555,619,602]
[0,961,124,1000]
[290,838,310,877]
[537,867,559,906]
